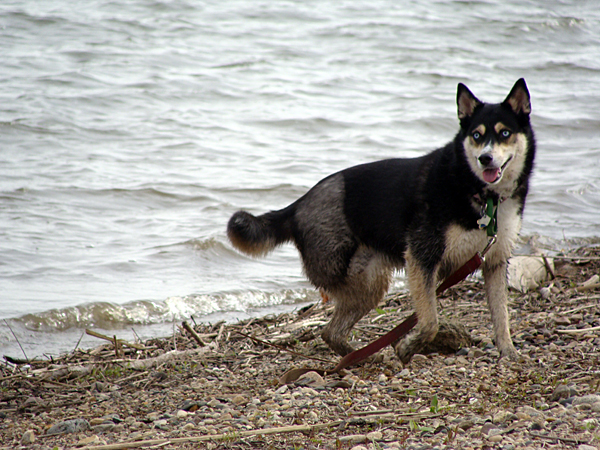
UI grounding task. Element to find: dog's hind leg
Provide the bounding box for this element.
[321,251,391,356]
[394,250,439,364]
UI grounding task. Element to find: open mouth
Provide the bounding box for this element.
[482,155,513,184]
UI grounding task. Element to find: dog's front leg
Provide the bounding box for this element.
[394,253,439,364]
[483,261,518,359]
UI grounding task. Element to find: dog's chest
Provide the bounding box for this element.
[442,198,522,271]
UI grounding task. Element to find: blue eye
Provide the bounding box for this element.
[472,131,481,140]
[500,130,511,138]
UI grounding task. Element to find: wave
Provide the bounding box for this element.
[15,288,320,333]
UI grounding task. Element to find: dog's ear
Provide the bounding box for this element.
[457,83,482,120]
[504,78,531,115]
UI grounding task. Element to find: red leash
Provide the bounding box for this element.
[280,236,497,384]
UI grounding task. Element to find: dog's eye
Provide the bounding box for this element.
[500,130,511,139]
[472,131,481,141]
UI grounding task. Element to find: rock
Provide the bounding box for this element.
[76,435,102,446]
[458,419,475,430]
[551,384,578,402]
[180,400,201,411]
[21,429,35,444]
[573,395,600,406]
[182,422,196,431]
[147,412,161,421]
[296,371,326,388]
[22,396,44,409]
[366,430,383,441]
[507,256,554,292]
[231,394,248,406]
[492,410,514,424]
[578,445,598,450]
[154,419,169,431]
[338,435,367,444]
[47,418,90,435]
[176,410,188,419]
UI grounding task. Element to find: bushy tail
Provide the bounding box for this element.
[227,208,294,257]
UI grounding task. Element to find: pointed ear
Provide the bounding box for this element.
[504,78,531,115]
[457,83,482,120]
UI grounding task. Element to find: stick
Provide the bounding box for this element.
[4,319,28,362]
[73,331,85,352]
[85,329,147,350]
[77,420,344,450]
[556,326,600,335]
[182,321,205,347]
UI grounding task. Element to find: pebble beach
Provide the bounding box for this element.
[2,244,600,450]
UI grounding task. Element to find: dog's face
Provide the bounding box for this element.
[457,79,532,194]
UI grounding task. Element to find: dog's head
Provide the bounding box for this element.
[457,79,532,194]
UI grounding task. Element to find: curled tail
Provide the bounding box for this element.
[227,207,294,257]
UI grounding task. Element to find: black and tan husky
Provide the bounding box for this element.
[228,79,535,363]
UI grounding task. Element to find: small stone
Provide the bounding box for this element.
[182,423,196,431]
[366,430,383,441]
[578,445,598,450]
[180,400,200,412]
[488,434,503,443]
[551,384,578,402]
[350,445,368,450]
[554,316,571,326]
[147,412,161,421]
[306,411,318,423]
[481,423,501,436]
[275,385,288,394]
[208,398,224,408]
[338,435,367,444]
[176,410,188,419]
[21,430,35,444]
[458,419,475,430]
[22,397,44,408]
[398,368,410,378]
[296,371,325,388]
[76,435,101,446]
[93,423,115,433]
[468,348,485,358]
[90,418,106,426]
[378,374,388,384]
[493,410,513,424]
[412,354,428,363]
[47,418,90,435]
[231,394,248,406]
[572,394,600,406]
[154,419,169,431]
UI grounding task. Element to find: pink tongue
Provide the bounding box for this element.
[483,168,500,183]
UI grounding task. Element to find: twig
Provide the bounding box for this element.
[4,319,28,362]
[78,420,344,450]
[85,329,147,350]
[73,332,85,353]
[182,321,206,347]
[529,431,584,444]
[235,330,333,364]
[556,326,600,335]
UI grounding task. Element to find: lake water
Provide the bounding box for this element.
[1,0,599,359]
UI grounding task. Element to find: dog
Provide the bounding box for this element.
[227,79,535,363]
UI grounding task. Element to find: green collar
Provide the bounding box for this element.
[476,197,498,237]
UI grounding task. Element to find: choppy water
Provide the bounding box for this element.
[1,0,599,359]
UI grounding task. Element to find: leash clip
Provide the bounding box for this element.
[480,235,497,259]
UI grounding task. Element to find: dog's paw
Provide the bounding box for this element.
[498,344,519,361]
[393,334,423,365]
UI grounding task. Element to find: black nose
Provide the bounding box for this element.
[478,154,493,166]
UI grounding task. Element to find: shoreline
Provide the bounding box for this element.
[2,245,600,449]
